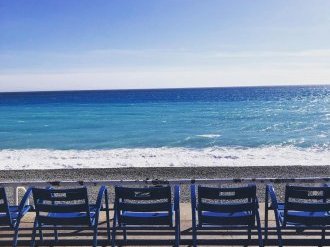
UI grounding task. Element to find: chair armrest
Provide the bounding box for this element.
[174,185,180,211]
[190,184,197,210]
[16,187,32,226]
[266,184,282,226]
[190,184,198,228]
[94,186,108,224]
[96,186,107,210]
[174,185,180,227]
[18,187,32,213]
[267,184,279,210]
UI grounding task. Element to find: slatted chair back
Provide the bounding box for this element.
[114,186,173,226]
[32,187,92,226]
[197,184,257,226]
[284,185,330,226]
[0,187,11,226]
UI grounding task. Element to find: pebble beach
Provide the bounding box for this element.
[1,165,329,202]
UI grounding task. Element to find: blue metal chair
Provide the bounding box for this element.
[31,186,110,247]
[0,187,32,247]
[191,184,263,247]
[112,185,180,246]
[266,184,330,247]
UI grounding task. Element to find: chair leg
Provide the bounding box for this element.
[39,228,43,242]
[13,228,19,247]
[175,225,180,247]
[275,227,283,247]
[30,220,37,247]
[256,211,264,247]
[111,228,116,247]
[54,228,58,242]
[106,209,111,244]
[245,228,251,247]
[123,228,127,242]
[192,225,197,247]
[264,218,268,241]
[320,228,326,247]
[257,226,264,247]
[93,227,98,247]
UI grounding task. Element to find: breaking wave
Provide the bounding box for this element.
[0,146,329,170]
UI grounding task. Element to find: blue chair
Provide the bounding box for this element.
[112,185,180,246]
[191,184,263,247]
[31,186,110,247]
[0,187,32,247]
[266,184,330,247]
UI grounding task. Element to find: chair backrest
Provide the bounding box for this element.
[0,187,11,226]
[284,185,330,226]
[196,184,257,226]
[32,187,92,226]
[114,186,173,226]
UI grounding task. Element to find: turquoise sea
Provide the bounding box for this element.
[0,86,329,169]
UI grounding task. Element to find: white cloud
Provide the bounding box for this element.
[0,65,329,92]
[0,48,329,92]
[213,49,330,58]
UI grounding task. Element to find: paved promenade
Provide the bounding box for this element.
[0,203,329,246]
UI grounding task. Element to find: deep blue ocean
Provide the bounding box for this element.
[0,85,329,169]
[0,86,329,150]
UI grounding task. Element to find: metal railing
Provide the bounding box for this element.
[1,176,329,205]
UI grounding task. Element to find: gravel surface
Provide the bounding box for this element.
[0,166,329,203]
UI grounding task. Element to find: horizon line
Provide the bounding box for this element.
[0,83,329,94]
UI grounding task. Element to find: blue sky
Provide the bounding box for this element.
[1,0,330,92]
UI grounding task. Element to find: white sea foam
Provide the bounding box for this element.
[0,146,329,170]
[196,134,221,138]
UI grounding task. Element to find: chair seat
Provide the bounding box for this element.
[270,202,284,211]
[39,209,96,226]
[200,211,254,226]
[202,211,251,217]
[0,205,31,227]
[277,203,285,211]
[0,205,31,220]
[122,211,169,218]
[45,205,97,219]
[47,211,96,218]
[120,211,171,226]
[11,206,31,219]
[280,211,330,226]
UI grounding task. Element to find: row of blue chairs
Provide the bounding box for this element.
[1,184,329,246]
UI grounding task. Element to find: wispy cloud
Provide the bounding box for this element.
[2,48,330,64]
[1,48,330,74]
[212,49,330,58]
[0,48,329,91]
[1,65,329,92]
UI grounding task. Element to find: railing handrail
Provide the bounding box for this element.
[1,177,329,187]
